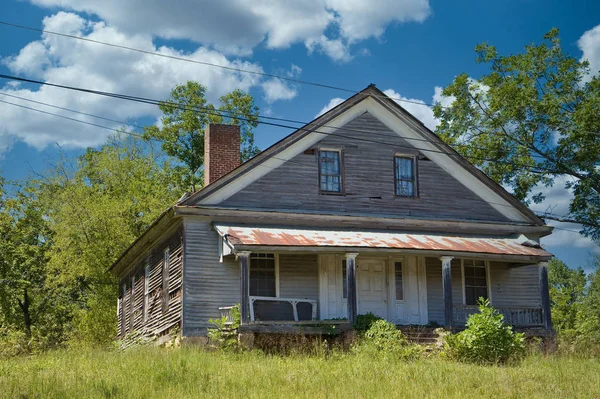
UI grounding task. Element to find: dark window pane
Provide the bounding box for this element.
[395,261,403,300]
[250,254,276,297]
[394,156,416,197]
[464,265,487,306]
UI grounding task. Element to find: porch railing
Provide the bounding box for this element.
[453,305,544,327]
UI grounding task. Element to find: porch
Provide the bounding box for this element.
[214,224,553,332]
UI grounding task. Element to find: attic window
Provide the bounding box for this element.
[319,150,343,194]
[394,155,417,197]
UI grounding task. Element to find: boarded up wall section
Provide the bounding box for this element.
[117,228,183,339]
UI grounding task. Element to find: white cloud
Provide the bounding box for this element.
[315,97,345,117]
[326,0,430,42]
[28,0,431,61]
[262,79,298,103]
[0,12,267,150]
[315,85,453,127]
[528,176,599,253]
[383,89,438,130]
[578,24,600,79]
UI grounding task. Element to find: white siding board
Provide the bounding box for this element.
[183,219,239,336]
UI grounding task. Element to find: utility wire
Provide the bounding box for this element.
[0,74,552,168]
[0,93,575,220]
[0,20,432,107]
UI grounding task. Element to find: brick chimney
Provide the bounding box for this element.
[204,124,241,186]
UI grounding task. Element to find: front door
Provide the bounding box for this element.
[357,258,388,319]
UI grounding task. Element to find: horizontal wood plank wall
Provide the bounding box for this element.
[117,228,183,339]
[426,257,462,324]
[426,258,542,324]
[278,254,319,302]
[183,219,239,336]
[489,262,541,307]
[217,113,509,223]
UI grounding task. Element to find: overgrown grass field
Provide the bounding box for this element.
[1,347,600,398]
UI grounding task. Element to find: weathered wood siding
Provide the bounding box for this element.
[117,228,183,339]
[426,257,462,324]
[182,219,239,336]
[489,262,541,307]
[279,254,319,301]
[217,113,508,223]
[425,257,541,324]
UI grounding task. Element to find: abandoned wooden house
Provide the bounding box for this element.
[109,85,554,343]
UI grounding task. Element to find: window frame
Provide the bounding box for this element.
[249,253,280,298]
[393,259,405,302]
[461,259,492,306]
[394,154,418,198]
[318,148,345,195]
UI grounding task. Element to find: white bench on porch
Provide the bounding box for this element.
[219,296,318,324]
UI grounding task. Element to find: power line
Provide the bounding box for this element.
[3,94,589,226]
[0,73,552,168]
[0,99,150,141]
[0,20,432,107]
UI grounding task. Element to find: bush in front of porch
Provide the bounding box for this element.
[443,299,526,365]
[352,319,424,360]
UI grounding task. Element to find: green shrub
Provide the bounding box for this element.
[354,313,383,333]
[353,319,422,359]
[207,304,241,350]
[443,299,525,364]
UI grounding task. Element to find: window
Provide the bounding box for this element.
[319,150,343,193]
[394,156,416,197]
[342,259,347,299]
[395,261,404,300]
[163,248,170,312]
[250,253,277,297]
[463,260,488,306]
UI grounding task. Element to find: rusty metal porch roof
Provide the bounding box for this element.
[214,224,552,258]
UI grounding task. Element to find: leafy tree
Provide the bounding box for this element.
[0,180,68,353]
[575,257,600,350]
[40,135,183,346]
[433,28,600,241]
[143,81,260,191]
[547,258,587,337]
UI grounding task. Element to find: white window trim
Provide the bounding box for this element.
[394,153,418,197]
[461,259,492,306]
[392,257,406,303]
[249,253,280,298]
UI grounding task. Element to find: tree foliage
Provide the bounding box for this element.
[0,181,69,354]
[39,136,184,346]
[433,28,600,241]
[548,258,587,337]
[143,81,260,191]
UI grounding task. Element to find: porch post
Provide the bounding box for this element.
[440,256,454,327]
[237,251,251,325]
[345,252,359,325]
[539,261,552,330]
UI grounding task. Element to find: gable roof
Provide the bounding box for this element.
[182,85,543,226]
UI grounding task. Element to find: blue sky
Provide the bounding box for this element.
[0,0,599,270]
